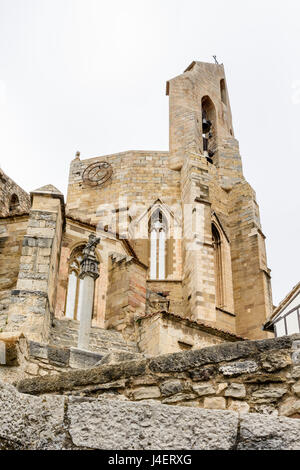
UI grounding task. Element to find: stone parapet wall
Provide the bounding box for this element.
[17,335,300,419]
[0,324,140,384]
[0,380,300,450]
[137,311,242,356]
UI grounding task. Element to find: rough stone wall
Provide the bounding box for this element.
[1,380,300,450]
[16,335,300,419]
[0,216,28,327]
[0,169,30,217]
[147,280,184,315]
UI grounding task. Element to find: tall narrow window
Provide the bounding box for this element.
[9,194,19,213]
[220,79,227,105]
[212,224,224,307]
[149,209,167,280]
[65,246,84,320]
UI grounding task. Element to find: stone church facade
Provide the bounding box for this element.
[0,61,273,367]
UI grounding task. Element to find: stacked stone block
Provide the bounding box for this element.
[5,186,64,342]
[106,254,147,343]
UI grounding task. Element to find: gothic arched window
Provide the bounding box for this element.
[212,224,224,308]
[9,194,19,213]
[149,209,168,280]
[65,246,84,320]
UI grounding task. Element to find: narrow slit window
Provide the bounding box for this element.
[212,224,224,308]
[220,79,227,105]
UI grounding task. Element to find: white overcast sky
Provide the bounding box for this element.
[0,0,299,305]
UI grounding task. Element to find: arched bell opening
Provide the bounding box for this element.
[9,194,20,213]
[201,96,217,164]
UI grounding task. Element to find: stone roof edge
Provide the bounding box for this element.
[74,150,170,164]
[0,168,30,199]
[166,60,225,95]
[65,215,144,266]
[0,212,29,221]
[137,310,246,342]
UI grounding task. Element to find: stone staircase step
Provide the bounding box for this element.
[50,318,138,354]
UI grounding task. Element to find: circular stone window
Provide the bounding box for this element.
[82,161,113,187]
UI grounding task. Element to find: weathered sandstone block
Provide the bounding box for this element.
[131,386,161,400]
[238,413,300,450]
[219,360,258,376]
[225,383,246,398]
[260,350,292,372]
[192,383,215,396]
[204,397,226,410]
[67,398,238,450]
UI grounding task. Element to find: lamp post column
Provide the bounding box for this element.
[77,234,100,351]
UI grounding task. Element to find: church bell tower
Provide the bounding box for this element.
[167,61,272,339]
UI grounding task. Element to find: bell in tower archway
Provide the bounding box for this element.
[202,111,212,134]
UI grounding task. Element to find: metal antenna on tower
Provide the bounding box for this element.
[213,55,219,65]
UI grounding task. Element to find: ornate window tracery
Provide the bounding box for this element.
[65,246,85,320]
[149,209,168,280]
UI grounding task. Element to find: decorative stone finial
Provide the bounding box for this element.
[79,234,100,280]
[75,151,80,159]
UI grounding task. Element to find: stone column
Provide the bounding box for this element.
[77,234,100,351]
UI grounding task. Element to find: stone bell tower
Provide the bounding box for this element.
[167,61,273,339]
